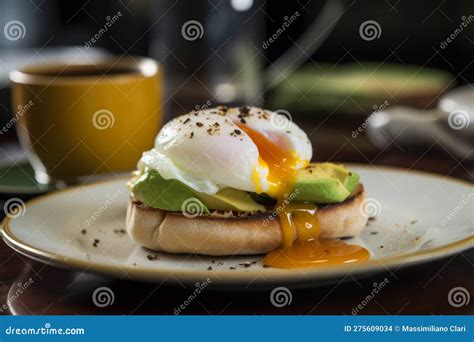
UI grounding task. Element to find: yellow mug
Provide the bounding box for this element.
[10,57,162,184]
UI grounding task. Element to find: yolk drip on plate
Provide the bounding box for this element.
[237,123,370,269]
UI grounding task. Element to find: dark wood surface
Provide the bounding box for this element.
[0,118,472,315]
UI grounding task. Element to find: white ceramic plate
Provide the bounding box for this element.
[2,165,473,287]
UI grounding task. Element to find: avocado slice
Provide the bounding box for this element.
[131,164,359,210]
[131,169,264,212]
[131,169,209,213]
[317,163,359,193]
[194,188,265,212]
[293,163,359,203]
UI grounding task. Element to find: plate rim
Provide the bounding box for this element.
[2,164,473,284]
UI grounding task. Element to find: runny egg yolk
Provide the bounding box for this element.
[237,123,370,269]
[236,123,302,199]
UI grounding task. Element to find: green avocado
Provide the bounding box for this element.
[317,163,359,193]
[131,169,264,212]
[194,188,265,212]
[293,163,359,203]
[131,169,209,213]
[131,164,359,211]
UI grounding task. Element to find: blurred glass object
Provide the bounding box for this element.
[151,0,264,109]
[150,0,345,115]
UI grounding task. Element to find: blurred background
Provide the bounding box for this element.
[0,0,473,188]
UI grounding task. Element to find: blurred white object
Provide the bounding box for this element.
[367,85,474,160]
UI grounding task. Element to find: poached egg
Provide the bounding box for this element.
[138,106,312,198]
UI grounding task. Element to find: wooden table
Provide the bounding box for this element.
[0,118,472,315]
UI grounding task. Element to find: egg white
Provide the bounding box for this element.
[138,107,312,195]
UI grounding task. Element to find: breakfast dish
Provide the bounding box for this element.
[3,166,473,287]
[126,106,370,268]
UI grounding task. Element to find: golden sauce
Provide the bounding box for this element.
[263,202,369,269]
[235,121,370,269]
[263,239,370,269]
